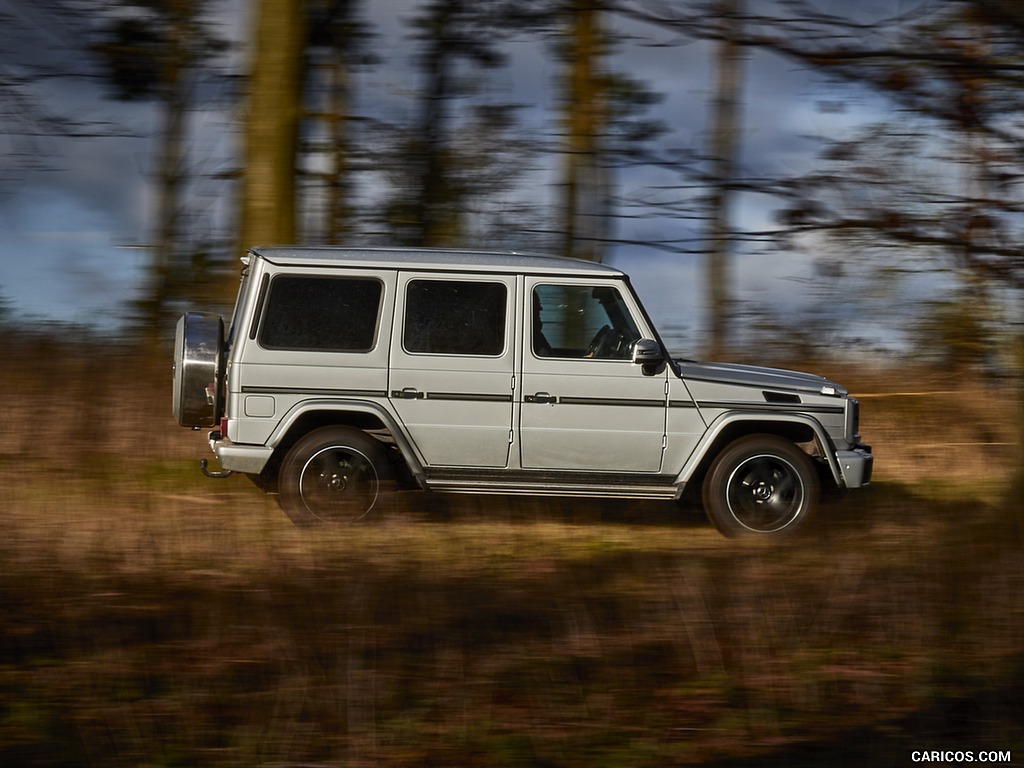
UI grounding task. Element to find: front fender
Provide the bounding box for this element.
[675,410,843,487]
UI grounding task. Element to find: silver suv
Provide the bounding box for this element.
[173,247,872,537]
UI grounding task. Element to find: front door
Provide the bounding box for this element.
[519,279,667,473]
[389,273,517,468]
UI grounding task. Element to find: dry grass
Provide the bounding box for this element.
[842,366,1017,487]
[1,340,1022,766]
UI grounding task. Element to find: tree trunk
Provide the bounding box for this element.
[416,0,460,247]
[562,0,608,263]
[142,3,191,338]
[706,0,744,359]
[237,0,305,277]
[326,47,351,243]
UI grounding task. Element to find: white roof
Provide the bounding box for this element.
[250,246,624,277]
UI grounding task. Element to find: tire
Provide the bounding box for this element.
[701,434,819,538]
[277,427,394,525]
[173,312,224,427]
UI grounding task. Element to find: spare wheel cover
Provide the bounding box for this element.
[173,312,224,427]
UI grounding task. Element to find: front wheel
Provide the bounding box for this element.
[278,427,394,525]
[702,435,819,537]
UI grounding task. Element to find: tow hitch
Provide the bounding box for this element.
[200,458,233,479]
[200,428,234,478]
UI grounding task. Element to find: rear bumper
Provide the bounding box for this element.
[210,432,273,475]
[836,444,873,488]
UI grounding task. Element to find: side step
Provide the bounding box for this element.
[422,471,680,500]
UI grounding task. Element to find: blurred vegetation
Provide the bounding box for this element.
[2,1,1023,360]
[1,329,1022,767]
[3,1,1024,757]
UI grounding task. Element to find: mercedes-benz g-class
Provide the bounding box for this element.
[173,247,872,537]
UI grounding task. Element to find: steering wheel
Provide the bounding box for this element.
[585,325,616,358]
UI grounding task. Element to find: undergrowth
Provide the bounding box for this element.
[0,342,1021,766]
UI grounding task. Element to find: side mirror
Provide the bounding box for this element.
[631,338,664,367]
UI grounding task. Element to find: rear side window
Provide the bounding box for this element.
[259,276,383,352]
[403,279,507,356]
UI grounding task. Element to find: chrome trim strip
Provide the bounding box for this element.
[696,401,844,414]
[532,396,665,407]
[241,386,388,398]
[425,392,513,402]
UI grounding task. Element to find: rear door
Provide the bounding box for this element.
[388,273,517,468]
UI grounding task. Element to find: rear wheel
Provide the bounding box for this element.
[278,427,394,525]
[702,435,819,537]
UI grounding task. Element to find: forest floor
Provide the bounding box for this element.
[1,341,1021,767]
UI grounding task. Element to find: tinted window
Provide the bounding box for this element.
[404,280,507,356]
[533,284,641,359]
[259,276,383,351]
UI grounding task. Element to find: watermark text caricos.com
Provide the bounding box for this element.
[912,751,1012,763]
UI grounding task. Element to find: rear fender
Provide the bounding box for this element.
[266,399,426,481]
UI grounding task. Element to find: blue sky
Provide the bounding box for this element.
[0,0,896,348]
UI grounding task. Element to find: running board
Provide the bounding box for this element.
[422,477,679,500]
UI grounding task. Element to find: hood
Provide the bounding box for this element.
[675,360,848,397]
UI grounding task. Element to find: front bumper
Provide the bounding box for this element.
[835,444,873,488]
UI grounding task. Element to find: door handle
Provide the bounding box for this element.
[526,392,557,404]
[392,387,424,399]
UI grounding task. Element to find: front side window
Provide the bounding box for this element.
[404,279,507,356]
[533,284,641,359]
[259,276,383,352]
